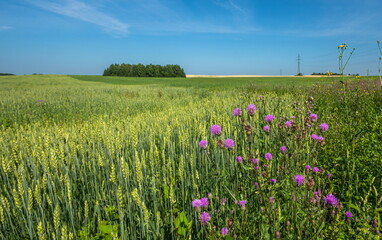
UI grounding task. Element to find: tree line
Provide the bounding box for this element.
[103,63,186,77]
[311,72,359,76]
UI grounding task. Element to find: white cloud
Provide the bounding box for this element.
[30,0,129,36]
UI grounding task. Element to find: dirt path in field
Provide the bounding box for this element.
[186,75,326,78]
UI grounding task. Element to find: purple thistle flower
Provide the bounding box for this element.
[345,211,353,218]
[270,178,276,183]
[313,167,319,173]
[265,153,272,161]
[317,136,324,142]
[199,212,211,225]
[247,104,257,116]
[200,198,209,207]
[327,173,331,179]
[306,165,311,170]
[319,123,329,132]
[294,175,305,186]
[264,115,275,123]
[263,125,270,132]
[192,199,202,208]
[233,108,242,117]
[252,158,259,165]
[221,227,229,236]
[285,120,293,128]
[236,156,243,163]
[224,139,235,149]
[324,194,338,206]
[199,140,207,149]
[311,134,319,140]
[310,113,318,122]
[210,125,222,136]
[269,196,275,204]
[280,146,287,154]
[239,200,247,210]
[311,134,324,143]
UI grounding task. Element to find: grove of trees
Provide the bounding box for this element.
[103,63,186,77]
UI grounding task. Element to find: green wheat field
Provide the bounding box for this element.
[0,75,381,239]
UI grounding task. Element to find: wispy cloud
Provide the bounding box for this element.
[170,21,258,34]
[267,12,381,38]
[212,0,247,15]
[0,26,12,30]
[30,0,129,36]
[309,12,380,37]
[134,19,258,34]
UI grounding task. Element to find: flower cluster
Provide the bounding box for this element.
[233,108,242,116]
[280,146,287,154]
[309,113,318,122]
[210,124,222,136]
[264,114,275,123]
[224,139,235,149]
[311,134,324,142]
[199,124,236,150]
[199,140,207,149]
[192,198,209,209]
[294,175,305,186]
[247,104,256,116]
[285,120,293,128]
[192,104,356,239]
[264,153,273,161]
[319,123,329,132]
[236,156,243,163]
[199,212,211,225]
[324,194,338,206]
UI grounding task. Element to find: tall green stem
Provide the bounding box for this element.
[377,41,382,85]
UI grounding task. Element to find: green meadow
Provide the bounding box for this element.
[0,75,381,239]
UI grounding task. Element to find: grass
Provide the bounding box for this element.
[70,75,342,89]
[0,74,381,239]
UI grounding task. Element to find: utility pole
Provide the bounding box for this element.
[296,54,301,75]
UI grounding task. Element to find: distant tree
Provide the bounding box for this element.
[0,73,15,76]
[103,63,186,77]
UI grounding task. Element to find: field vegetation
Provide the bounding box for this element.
[0,74,381,239]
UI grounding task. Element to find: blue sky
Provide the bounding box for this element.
[1,0,381,75]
